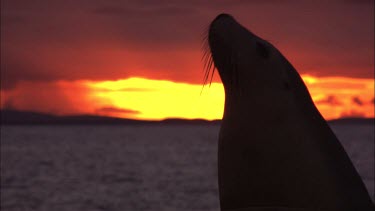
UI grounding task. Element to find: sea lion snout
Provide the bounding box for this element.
[212,13,233,23]
[209,14,257,43]
[207,14,262,91]
[209,13,236,40]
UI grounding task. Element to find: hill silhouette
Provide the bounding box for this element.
[1,109,373,125]
[0,109,221,125]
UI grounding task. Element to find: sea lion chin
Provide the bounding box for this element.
[205,14,373,211]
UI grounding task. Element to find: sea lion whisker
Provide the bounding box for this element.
[206,58,214,81]
[201,50,214,94]
[202,46,212,72]
[202,51,210,70]
[201,37,210,53]
[203,56,213,86]
[201,48,209,60]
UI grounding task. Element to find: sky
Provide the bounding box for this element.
[1,0,374,120]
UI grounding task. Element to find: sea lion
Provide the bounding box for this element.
[204,14,373,211]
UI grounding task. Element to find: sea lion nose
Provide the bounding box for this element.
[210,13,235,32]
[213,13,233,22]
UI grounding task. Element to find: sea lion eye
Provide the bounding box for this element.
[256,41,269,59]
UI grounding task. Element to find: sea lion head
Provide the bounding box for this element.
[204,14,309,119]
[205,14,293,100]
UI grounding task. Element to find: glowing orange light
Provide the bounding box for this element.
[82,75,373,120]
[1,75,373,121]
[301,75,374,119]
[84,78,225,120]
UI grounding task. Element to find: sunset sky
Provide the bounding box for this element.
[1,0,374,120]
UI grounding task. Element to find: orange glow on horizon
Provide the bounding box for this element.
[84,78,225,120]
[83,75,373,120]
[302,75,374,119]
[1,75,373,121]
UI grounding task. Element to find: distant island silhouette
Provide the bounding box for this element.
[0,109,373,125]
[0,109,221,125]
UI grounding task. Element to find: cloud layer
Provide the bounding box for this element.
[1,0,374,90]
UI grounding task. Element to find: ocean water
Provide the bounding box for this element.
[1,124,374,211]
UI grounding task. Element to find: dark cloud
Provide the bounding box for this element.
[95,107,140,115]
[345,0,374,4]
[1,0,373,90]
[93,6,134,15]
[0,80,89,115]
[352,96,364,106]
[340,110,366,118]
[316,95,342,106]
[90,87,155,92]
[2,98,15,110]
[119,88,155,92]
[93,5,196,16]
[1,50,59,89]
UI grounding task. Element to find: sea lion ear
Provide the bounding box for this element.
[255,41,270,59]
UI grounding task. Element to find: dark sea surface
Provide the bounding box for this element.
[1,124,374,211]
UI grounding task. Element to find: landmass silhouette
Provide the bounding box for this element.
[0,109,221,125]
[1,109,372,125]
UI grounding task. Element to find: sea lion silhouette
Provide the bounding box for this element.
[204,13,373,211]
